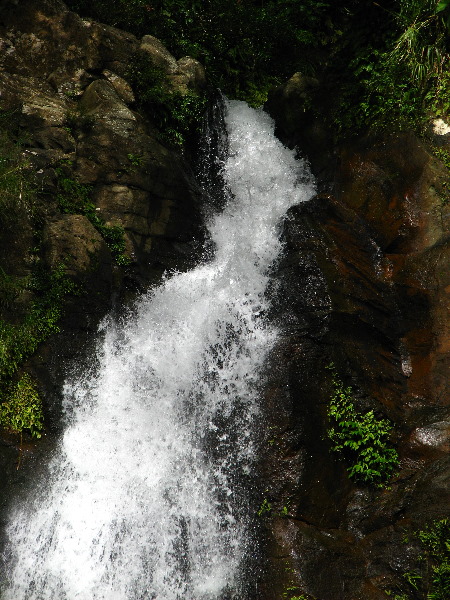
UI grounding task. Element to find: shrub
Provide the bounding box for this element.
[0,374,43,439]
[326,364,399,486]
[125,53,207,147]
[387,519,450,600]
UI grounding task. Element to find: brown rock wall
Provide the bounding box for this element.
[262,76,449,599]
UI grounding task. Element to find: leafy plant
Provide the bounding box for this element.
[388,0,449,86]
[127,153,144,169]
[0,264,79,381]
[256,498,272,518]
[387,519,450,600]
[326,364,399,486]
[0,373,43,439]
[125,53,206,148]
[0,264,80,440]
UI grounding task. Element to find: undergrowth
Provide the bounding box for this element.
[386,518,450,600]
[0,264,79,439]
[125,53,206,148]
[0,264,79,381]
[326,364,399,487]
[0,374,43,439]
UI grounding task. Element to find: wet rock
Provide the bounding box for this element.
[266,72,335,187]
[140,34,179,74]
[261,87,449,598]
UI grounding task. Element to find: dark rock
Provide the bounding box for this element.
[266,72,335,189]
[260,84,449,598]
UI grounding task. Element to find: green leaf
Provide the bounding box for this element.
[436,1,450,14]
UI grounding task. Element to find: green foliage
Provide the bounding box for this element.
[432,146,450,170]
[55,168,130,265]
[256,498,272,518]
[0,264,79,382]
[62,1,450,135]
[389,0,449,85]
[0,264,78,436]
[0,373,44,438]
[127,153,144,168]
[256,497,290,518]
[125,53,206,148]
[330,0,450,136]
[387,519,450,600]
[326,364,399,486]
[282,583,318,600]
[66,0,333,104]
[416,519,450,600]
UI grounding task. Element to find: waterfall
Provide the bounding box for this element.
[1,99,315,599]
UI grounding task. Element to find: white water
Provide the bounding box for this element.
[2,100,315,599]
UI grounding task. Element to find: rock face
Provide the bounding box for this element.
[0,0,206,290]
[261,78,450,599]
[0,0,206,513]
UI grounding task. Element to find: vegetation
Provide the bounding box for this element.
[0,264,78,440]
[0,115,80,441]
[125,54,207,147]
[64,1,450,134]
[66,0,333,107]
[326,364,399,486]
[0,374,43,440]
[386,519,450,600]
[329,0,450,134]
[0,264,79,381]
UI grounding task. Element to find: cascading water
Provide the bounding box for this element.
[1,99,315,599]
